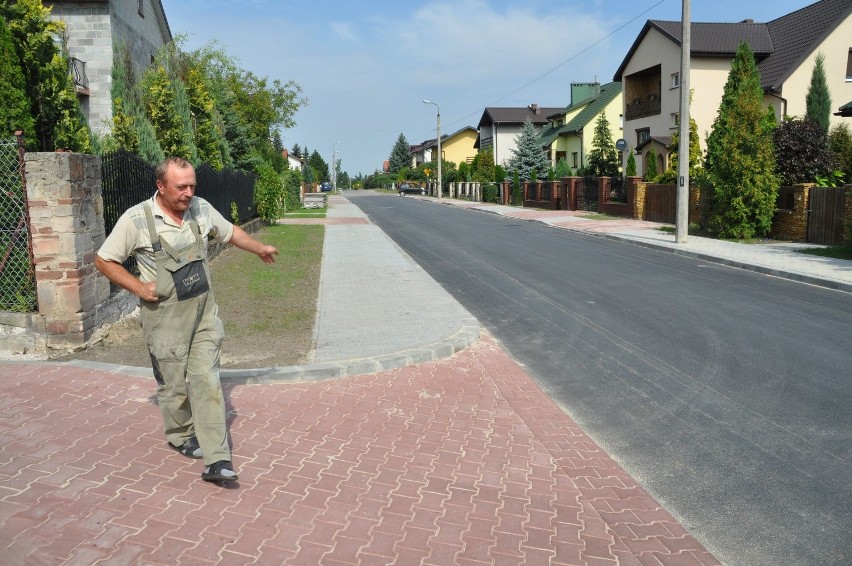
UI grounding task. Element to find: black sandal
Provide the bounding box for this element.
[202,460,238,482]
[169,437,203,459]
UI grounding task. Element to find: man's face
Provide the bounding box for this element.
[157,163,196,213]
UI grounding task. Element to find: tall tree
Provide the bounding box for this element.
[704,42,778,239]
[587,113,619,177]
[504,118,549,181]
[308,149,329,182]
[1,0,90,151]
[805,53,831,134]
[388,133,410,174]
[0,16,35,145]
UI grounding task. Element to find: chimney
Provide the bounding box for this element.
[529,103,540,115]
[740,18,754,23]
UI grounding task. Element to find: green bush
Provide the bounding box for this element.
[254,163,284,222]
[773,117,836,185]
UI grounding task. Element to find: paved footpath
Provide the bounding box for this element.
[0,334,717,565]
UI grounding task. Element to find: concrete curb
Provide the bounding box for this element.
[4,318,481,383]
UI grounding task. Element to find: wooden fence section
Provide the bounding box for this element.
[807,186,846,245]
[644,184,676,223]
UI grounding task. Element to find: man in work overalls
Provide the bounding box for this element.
[96,157,278,483]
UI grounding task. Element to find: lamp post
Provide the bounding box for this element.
[332,140,341,191]
[423,100,441,200]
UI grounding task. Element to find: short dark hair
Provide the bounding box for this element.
[155,157,193,183]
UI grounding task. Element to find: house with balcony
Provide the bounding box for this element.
[475,104,563,168]
[614,0,852,177]
[46,0,172,134]
[538,82,623,173]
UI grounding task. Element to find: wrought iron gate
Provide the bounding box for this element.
[580,176,599,211]
[0,135,36,312]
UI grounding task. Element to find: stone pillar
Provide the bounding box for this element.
[632,179,648,220]
[500,181,510,205]
[25,152,105,350]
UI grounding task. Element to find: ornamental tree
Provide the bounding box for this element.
[388,133,410,174]
[504,118,549,181]
[0,16,35,145]
[587,112,619,177]
[773,117,836,185]
[704,42,778,239]
[1,0,91,151]
[805,53,831,134]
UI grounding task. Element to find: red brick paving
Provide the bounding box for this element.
[0,335,718,565]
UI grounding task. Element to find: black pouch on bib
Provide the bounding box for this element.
[143,201,211,301]
[163,254,209,300]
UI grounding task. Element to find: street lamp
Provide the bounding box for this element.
[423,100,441,200]
[332,140,342,191]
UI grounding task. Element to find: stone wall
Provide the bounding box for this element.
[0,152,136,354]
[770,184,811,242]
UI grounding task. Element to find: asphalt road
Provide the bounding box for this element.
[349,192,852,566]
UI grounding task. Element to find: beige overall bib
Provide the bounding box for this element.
[140,202,230,465]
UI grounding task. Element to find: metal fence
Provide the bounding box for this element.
[609,175,627,203]
[101,150,258,276]
[0,135,36,312]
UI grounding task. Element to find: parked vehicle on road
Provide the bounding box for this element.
[398,183,426,196]
[320,181,332,192]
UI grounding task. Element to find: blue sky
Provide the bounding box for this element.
[160,0,817,176]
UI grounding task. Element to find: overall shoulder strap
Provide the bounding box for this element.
[142,202,161,252]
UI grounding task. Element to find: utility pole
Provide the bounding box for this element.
[423,100,442,200]
[676,0,691,243]
[332,140,341,191]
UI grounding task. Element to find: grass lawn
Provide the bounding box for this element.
[283,206,327,219]
[211,223,324,366]
[796,245,852,260]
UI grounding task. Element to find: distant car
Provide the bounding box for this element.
[398,183,426,196]
[320,181,332,192]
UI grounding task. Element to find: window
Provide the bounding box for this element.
[847,49,852,81]
[671,72,680,88]
[571,152,578,168]
[637,128,650,146]
[671,113,679,127]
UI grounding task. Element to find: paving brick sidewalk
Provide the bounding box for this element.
[0,335,717,565]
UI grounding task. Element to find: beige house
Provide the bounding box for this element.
[538,82,623,173]
[614,0,852,176]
